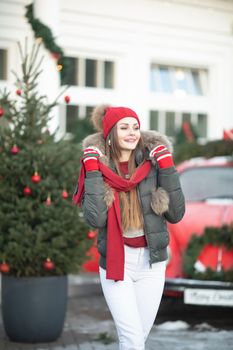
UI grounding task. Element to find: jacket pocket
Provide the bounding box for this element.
[147,231,170,250]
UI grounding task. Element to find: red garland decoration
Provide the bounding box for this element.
[16,89,22,96]
[182,120,194,142]
[0,107,4,117]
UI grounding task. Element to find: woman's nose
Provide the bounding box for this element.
[129,128,135,135]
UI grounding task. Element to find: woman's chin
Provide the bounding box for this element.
[120,143,137,151]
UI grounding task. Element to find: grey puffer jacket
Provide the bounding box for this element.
[79,130,185,269]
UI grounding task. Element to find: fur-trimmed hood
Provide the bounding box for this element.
[82,129,173,166]
[81,130,172,215]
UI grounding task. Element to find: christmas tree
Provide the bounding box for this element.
[0,40,92,277]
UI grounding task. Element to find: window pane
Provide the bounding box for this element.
[0,49,7,80]
[197,113,207,137]
[182,113,191,123]
[150,110,159,130]
[174,68,188,94]
[85,59,97,87]
[159,67,173,93]
[150,65,160,91]
[190,70,202,95]
[150,63,208,96]
[165,111,176,136]
[104,61,114,88]
[66,105,79,133]
[61,57,78,85]
[86,106,93,118]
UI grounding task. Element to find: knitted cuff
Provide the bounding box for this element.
[83,158,99,172]
[157,152,174,168]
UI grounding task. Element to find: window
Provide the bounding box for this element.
[190,70,203,96]
[182,113,192,124]
[150,64,208,96]
[197,114,207,138]
[66,105,93,133]
[150,110,208,139]
[85,59,97,87]
[61,57,78,85]
[160,66,173,93]
[66,105,79,133]
[150,110,159,131]
[165,112,175,137]
[61,57,115,88]
[0,49,7,80]
[180,167,233,202]
[104,61,114,88]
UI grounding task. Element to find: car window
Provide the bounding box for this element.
[180,166,233,201]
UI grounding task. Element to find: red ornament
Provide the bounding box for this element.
[31,171,41,183]
[0,262,10,274]
[16,89,22,96]
[23,186,32,196]
[0,107,4,117]
[43,258,55,271]
[45,195,52,206]
[64,95,70,104]
[51,52,61,60]
[87,231,97,239]
[11,145,20,155]
[62,190,69,199]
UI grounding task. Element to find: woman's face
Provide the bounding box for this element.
[116,117,141,151]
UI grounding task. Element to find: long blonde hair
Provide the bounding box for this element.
[106,127,144,231]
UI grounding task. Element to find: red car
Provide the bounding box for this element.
[165,155,233,307]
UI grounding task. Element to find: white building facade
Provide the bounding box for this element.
[0,0,233,141]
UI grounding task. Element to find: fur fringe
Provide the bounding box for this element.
[151,187,169,215]
[91,105,109,132]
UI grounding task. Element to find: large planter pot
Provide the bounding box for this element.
[1,274,68,343]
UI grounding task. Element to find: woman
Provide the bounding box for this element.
[73,105,185,350]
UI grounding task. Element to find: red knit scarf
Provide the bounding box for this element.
[73,160,151,280]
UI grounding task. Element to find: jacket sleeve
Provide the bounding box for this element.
[82,171,108,228]
[158,166,185,223]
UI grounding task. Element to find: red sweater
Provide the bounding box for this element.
[118,161,147,248]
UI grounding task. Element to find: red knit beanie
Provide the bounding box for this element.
[102,107,140,139]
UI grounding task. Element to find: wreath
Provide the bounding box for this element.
[183,224,233,282]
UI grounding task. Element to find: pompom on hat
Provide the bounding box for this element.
[91,105,140,139]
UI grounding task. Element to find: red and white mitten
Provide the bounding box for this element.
[82,146,102,172]
[150,144,174,168]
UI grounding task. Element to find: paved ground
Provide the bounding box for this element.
[0,273,233,350]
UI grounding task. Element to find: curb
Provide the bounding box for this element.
[68,272,102,297]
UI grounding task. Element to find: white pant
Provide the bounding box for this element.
[99,245,166,350]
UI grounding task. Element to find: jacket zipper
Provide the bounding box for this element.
[136,186,153,268]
